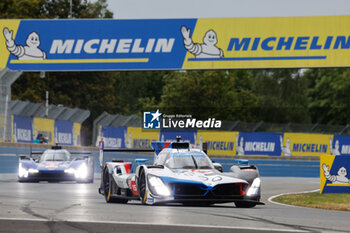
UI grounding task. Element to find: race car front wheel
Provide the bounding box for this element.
[138,168,147,204]
[103,169,128,204]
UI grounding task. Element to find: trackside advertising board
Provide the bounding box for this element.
[126,127,160,149]
[99,126,126,148]
[12,115,33,143]
[33,118,54,144]
[10,115,81,145]
[331,135,350,156]
[282,133,332,157]
[236,132,282,156]
[54,120,73,145]
[1,16,350,71]
[320,155,350,194]
[196,130,237,156]
[73,122,82,146]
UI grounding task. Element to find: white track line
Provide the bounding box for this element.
[0,217,309,232]
[268,189,320,209]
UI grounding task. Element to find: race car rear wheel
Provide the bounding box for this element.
[234,201,256,208]
[103,168,128,204]
[138,168,147,204]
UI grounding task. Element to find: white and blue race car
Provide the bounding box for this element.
[18,145,94,183]
[98,139,263,208]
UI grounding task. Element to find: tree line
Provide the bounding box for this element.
[11,68,350,125]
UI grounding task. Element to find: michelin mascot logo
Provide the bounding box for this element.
[322,164,350,184]
[3,27,46,60]
[280,136,292,156]
[181,26,224,58]
[235,134,244,155]
[330,137,341,156]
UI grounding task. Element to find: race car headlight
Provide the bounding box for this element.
[246,177,261,197]
[28,168,39,173]
[147,175,171,197]
[64,168,75,174]
[18,163,28,178]
[74,163,88,179]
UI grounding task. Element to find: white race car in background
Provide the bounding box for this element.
[98,138,263,208]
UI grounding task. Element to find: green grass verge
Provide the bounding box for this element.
[273,192,350,211]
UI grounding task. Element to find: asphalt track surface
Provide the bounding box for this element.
[1,177,350,233]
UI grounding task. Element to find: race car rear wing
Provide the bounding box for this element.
[98,137,208,168]
[98,138,154,168]
[27,146,93,162]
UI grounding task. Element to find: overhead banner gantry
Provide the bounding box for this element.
[1,16,350,71]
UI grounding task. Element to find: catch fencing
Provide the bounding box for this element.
[1,99,90,146]
[93,112,350,157]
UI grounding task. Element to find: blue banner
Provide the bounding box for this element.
[236,132,282,156]
[54,120,73,145]
[331,135,350,156]
[159,129,197,144]
[12,115,33,143]
[5,19,196,71]
[101,126,126,148]
[3,17,350,71]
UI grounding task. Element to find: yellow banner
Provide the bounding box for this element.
[183,16,350,69]
[126,127,160,149]
[33,117,54,145]
[282,133,332,156]
[320,155,336,193]
[0,20,20,69]
[73,122,81,146]
[196,130,238,156]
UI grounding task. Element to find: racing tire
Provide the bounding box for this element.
[234,201,256,208]
[103,169,128,204]
[138,168,147,205]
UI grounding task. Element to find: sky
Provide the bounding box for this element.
[107,0,350,19]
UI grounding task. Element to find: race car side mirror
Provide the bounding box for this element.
[202,142,208,154]
[213,162,223,172]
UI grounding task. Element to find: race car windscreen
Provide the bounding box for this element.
[165,153,214,169]
[40,151,71,162]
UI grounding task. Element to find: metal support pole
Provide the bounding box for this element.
[229,120,240,131]
[69,0,73,18]
[310,123,318,132]
[2,95,8,141]
[0,69,22,142]
[339,124,349,135]
[252,121,264,132]
[282,122,291,132]
[45,91,49,117]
